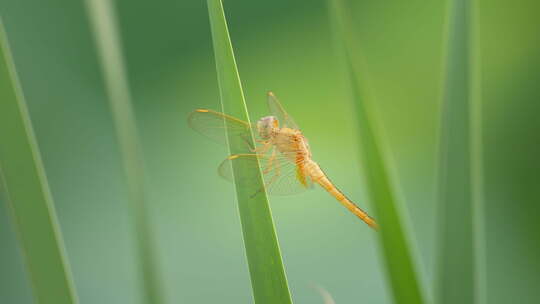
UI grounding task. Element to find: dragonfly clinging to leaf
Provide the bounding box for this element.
[188,92,377,229]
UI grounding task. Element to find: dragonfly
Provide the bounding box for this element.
[188,92,377,229]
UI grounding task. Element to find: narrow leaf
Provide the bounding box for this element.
[84,1,164,303]
[0,20,79,304]
[436,0,484,303]
[327,1,427,303]
[206,1,293,303]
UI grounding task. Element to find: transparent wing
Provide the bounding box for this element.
[267,92,300,130]
[218,152,313,196]
[188,109,255,148]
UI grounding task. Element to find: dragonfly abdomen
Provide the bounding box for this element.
[307,162,378,230]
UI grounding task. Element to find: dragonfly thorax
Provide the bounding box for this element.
[256,116,279,140]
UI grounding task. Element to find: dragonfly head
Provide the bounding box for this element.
[256,116,279,139]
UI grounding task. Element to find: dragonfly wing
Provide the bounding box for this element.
[188,109,254,148]
[267,161,314,195]
[267,92,300,130]
[218,152,312,196]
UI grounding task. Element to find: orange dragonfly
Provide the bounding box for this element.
[188,92,377,229]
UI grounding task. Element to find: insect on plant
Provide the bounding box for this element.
[188,92,377,229]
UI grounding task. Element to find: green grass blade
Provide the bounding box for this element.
[206,1,293,303]
[470,1,486,302]
[436,0,483,303]
[0,20,79,304]
[84,1,164,303]
[327,1,427,303]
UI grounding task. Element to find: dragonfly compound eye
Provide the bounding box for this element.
[257,116,278,139]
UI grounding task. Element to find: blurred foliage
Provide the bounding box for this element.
[436,0,477,303]
[0,0,538,303]
[0,21,78,304]
[328,0,427,303]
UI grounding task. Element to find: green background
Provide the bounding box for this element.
[0,0,538,303]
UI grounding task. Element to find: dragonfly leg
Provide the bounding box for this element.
[240,135,255,151]
[251,152,280,198]
[265,152,283,189]
[250,140,271,153]
[265,164,282,192]
[250,169,280,198]
[263,149,277,174]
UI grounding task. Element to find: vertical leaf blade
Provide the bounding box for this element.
[0,20,78,304]
[436,0,483,303]
[470,0,486,302]
[206,1,293,303]
[84,1,164,303]
[327,1,427,304]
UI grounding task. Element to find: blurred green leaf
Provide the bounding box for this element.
[436,0,484,303]
[84,1,164,303]
[206,0,293,303]
[0,20,78,304]
[327,1,427,303]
